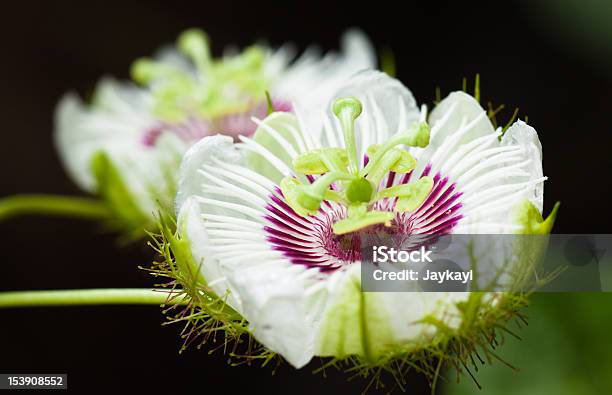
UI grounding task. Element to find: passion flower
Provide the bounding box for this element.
[164,70,558,378]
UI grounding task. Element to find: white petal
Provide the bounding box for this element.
[176,196,237,306]
[175,135,241,214]
[225,261,323,368]
[413,91,495,180]
[176,137,326,367]
[500,120,544,213]
[270,30,377,143]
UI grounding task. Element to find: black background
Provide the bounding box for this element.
[1,1,610,394]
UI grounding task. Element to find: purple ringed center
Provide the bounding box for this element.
[264,165,464,272]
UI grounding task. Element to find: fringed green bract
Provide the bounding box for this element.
[145,214,279,367]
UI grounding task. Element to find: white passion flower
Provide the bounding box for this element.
[167,70,558,376]
[53,29,375,235]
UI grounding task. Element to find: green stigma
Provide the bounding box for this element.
[280,97,434,235]
[130,28,270,122]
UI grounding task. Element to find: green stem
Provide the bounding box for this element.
[0,288,187,309]
[0,194,111,221]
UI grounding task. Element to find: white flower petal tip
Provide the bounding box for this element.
[340,28,377,71]
[175,134,241,214]
[160,74,556,381]
[54,93,97,192]
[226,264,318,368]
[501,120,544,213]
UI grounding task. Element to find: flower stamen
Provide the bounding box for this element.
[280,97,436,235]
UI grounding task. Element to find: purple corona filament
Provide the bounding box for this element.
[264,166,462,271]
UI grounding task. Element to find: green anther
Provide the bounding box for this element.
[367,145,416,174]
[297,190,325,212]
[346,178,374,203]
[281,172,352,216]
[293,148,348,174]
[359,122,429,177]
[394,177,434,212]
[365,149,403,188]
[333,211,395,235]
[280,177,318,216]
[348,203,368,217]
[404,122,431,148]
[178,28,211,73]
[332,97,363,175]
[324,190,348,205]
[131,58,168,84]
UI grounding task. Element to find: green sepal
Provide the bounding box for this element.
[292,148,348,175]
[280,177,319,216]
[90,151,150,235]
[332,210,394,235]
[513,199,560,235]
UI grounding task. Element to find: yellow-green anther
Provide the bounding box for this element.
[241,46,265,68]
[280,177,318,216]
[282,173,352,216]
[348,203,367,217]
[394,177,434,212]
[178,28,212,74]
[324,190,348,205]
[367,145,416,174]
[365,149,402,187]
[131,58,192,87]
[359,122,429,177]
[131,58,165,84]
[304,171,352,199]
[332,211,395,235]
[404,122,430,148]
[332,97,363,175]
[293,148,348,174]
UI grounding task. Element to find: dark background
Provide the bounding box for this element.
[1,1,610,394]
